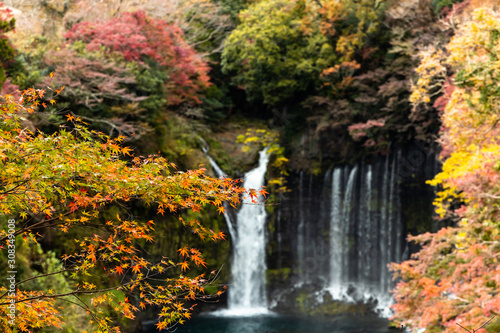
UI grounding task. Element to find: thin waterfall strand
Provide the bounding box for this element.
[327,155,403,315]
[203,150,236,241]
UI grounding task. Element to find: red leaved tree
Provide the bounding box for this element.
[64,10,211,105]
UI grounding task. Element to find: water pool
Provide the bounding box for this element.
[143,313,394,333]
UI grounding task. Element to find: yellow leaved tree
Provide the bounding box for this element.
[391,6,500,333]
[0,87,264,332]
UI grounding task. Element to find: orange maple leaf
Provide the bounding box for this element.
[114,266,124,275]
[178,247,189,257]
[180,261,189,271]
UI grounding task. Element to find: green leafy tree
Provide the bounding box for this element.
[221,0,337,105]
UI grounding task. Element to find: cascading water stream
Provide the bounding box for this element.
[202,145,237,239]
[341,165,358,297]
[327,154,403,315]
[227,149,270,314]
[209,149,270,316]
[358,164,372,286]
[297,171,305,279]
[329,167,343,298]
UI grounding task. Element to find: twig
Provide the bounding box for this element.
[476,315,497,331]
[456,315,496,332]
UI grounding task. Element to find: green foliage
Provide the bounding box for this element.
[220,0,389,106]
[318,0,387,62]
[4,35,62,92]
[126,58,167,115]
[431,0,467,15]
[5,54,42,90]
[201,84,231,124]
[221,0,336,105]
[266,267,291,284]
[214,0,250,20]
[172,0,234,56]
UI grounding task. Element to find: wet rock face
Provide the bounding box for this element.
[265,145,439,316]
[269,281,379,319]
[266,170,332,283]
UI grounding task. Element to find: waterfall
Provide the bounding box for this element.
[276,191,283,270]
[341,165,358,293]
[327,154,403,314]
[203,146,271,315]
[201,141,434,318]
[358,164,372,286]
[202,145,237,239]
[329,167,343,297]
[296,171,305,278]
[226,149,270,315]
[206,154,226,178]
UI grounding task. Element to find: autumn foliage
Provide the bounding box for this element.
[391,5,500,333]
[43,47,143,108]
[0,3,15,89]
[3,0,500,331]
[64,10,210,105]
[0,87,266,332]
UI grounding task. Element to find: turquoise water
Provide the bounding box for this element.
[144,314,393,333]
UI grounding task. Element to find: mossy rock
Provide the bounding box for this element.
[266,267,292,285]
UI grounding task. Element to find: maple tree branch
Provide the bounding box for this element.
[63,295,102,324]
[16,268,74,288]
[191,27,226,55]
[476,315,497,330]
[0,266,74,300]
[478,192,500,199]
[456,322,471,332]
[0,286,120,306]
[0,180,30,195]
[0,259,178,306]
[456,315,497,333]
[69,112,132,137]
[0,210,72,244]
[17,147,61,160]
[113,0,125,17]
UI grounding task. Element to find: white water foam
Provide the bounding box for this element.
[212,149,271,317]
[327,154,403,317]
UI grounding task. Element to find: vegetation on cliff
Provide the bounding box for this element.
[391,6,500,333]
